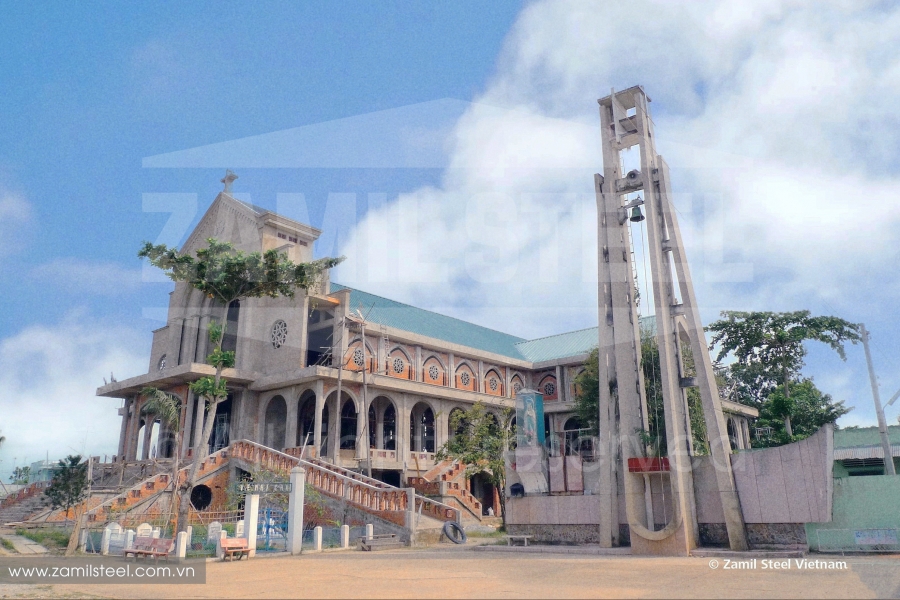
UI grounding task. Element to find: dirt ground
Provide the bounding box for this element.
[3,547,899,599]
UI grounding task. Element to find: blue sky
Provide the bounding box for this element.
[3,1,900,478]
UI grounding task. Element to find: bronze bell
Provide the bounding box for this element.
[629,206,645,222]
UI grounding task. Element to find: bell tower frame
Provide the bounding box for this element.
[594,86,748,554]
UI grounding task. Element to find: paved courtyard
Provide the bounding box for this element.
[3,547,899,599]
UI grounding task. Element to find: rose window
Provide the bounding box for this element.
[271,320,288,349]
[460,371,471,386]
[428,365,439,380]
[393,357,405,374]
[353,348,365,367]
[489,377,499,391]
[513,382,522,393]
[543,381,556,396]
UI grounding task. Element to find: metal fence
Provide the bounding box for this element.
[815,528,900,554]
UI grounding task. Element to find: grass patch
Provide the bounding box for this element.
[464,528,506,538]
[15,528,71,549]
[1,538,15,551]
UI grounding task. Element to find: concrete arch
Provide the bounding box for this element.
[421,352,447,370]
[387,345,413,362]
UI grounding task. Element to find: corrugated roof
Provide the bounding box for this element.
[834,425,900,449]
[512,316,656,363]
[834,445,900,460]
[331,284,528,359]
[330,285,660,364]
[513,327,599,363]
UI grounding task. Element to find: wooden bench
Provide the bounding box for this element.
[220,538,251,561]
[124,537,173,561]
[358,534,403,551]
[506,535,533,547]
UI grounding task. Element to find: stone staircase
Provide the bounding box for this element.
[232,440,461,532]
[409,460,484,522]
[0,485,51,525]
[23,449,230,526]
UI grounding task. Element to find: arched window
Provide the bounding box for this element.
[264,395,287,450]
[340,400,357,450]
[410,402,435,453]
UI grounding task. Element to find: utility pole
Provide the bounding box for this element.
[860,325,896,475]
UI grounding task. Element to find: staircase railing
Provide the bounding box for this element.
[232,440,460,524]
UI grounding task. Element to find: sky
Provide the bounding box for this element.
[2,0,900,480]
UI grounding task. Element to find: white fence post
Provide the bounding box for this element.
[288,467,307,555]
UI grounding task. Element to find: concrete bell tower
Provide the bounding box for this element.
[594,86,749,555]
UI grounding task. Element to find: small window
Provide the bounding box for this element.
[271,320,288,349]
[158,355,167,371]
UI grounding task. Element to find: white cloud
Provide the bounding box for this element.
[0,315,147,481]
[334,0,900,343]
[0,192,32,257]
[31,258,143,296]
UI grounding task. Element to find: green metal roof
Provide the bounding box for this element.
[834,425,900,449]
[331,285,659,364]
[331,284,528,359]
[513,327,599,363]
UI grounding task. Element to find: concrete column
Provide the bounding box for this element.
[355,396,365,459]
[478,361,485,393]
[448,353,455,388]
[556,366,564,402]
[313,526,323,552]
[314,380,324,456]
[436,405,449,451]
[330,393,340,463]
[195,313,211,363]
[245,494,259,557]
[215,530,226,559]
[125,530,135,550]
[399,395,411,468]
[193,397,205,455]
[176,531,187,559]
[128,398,141,460]
[285,392,299,449]
[117,399,130,459]
[287,467,306,555]
[299,296,310,368]
[101,527,111,555]
[181,315,200,368]
[181,393,195,458]
[141,419,154,460]
[415,346,422,382]
[375,406,384,450]
[340,524,350,548]
[366,524,374,540]
[152,527,160,539]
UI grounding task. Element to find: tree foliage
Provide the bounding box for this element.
[44,455,88,522]
[436,402,513,526]
[10,466,30,485]
[707,310,859,439]
[752,379,851,447]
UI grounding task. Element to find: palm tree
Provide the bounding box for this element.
[140,388,182,531]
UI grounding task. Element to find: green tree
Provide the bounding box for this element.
[139,237,342,533]
[10,466,31,485]
[44,455,88,524]
[753,379,850,447]
[707,311,859,438]
[436,402,513,527]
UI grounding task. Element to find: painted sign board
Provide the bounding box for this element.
[854,529,898,545]
[237,482,292,494]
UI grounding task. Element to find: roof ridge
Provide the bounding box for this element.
[330,283,527,342]
[515,326,598,346]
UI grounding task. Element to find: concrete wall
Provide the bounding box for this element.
[806,475,900,552]
[729,424,832,524]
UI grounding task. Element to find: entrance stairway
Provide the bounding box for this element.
[409,460,484,522]
[0,483,52,525]
[21,449,230,526]
[232,440,460,531]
